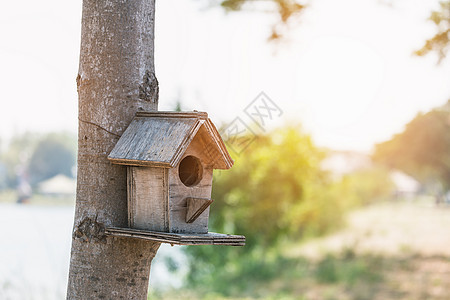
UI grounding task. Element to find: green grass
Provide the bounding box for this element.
[152,251,450,300]
[315,248,383,286]
[149,249,390,299]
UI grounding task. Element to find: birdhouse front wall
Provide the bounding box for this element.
[168,134,214,234]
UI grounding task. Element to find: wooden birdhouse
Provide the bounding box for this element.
[106,111,244,246]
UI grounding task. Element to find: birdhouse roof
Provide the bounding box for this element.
[108,111,233,169]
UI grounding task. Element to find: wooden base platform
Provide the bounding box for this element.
[105,227,245,246]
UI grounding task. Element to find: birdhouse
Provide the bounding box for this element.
[106,111,244,245]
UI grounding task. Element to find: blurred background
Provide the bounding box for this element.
[1,0,450,299]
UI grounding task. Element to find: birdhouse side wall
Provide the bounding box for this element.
[128,166,169,232]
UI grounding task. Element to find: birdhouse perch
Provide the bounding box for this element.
[104,111,245,246]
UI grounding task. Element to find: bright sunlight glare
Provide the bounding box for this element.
[297,36,384,130]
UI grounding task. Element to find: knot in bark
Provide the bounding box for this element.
[139,70,158,103]
[73,216,107,243]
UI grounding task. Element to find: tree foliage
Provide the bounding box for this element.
[374,101,450,191]
[210,0,306,40]
[184,126,333,294]
[215,0,450,53]
[0,133,41,188]
[182,126,394,296]
[211,127,330,243]
[0,132,77,189]
[415,1,450,62]
[28,133,76,185]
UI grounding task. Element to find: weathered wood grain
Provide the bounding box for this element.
[136,111,208,118]
[128,167,168,232]
[108,111,234,169]
[105,227,246,246]
[168,131,215,233]
[168,167,212,233]
[109,111,238,236]
[108,116,197,167]
[186,197,214,223]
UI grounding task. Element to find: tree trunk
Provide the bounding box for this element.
[67,1,160,299]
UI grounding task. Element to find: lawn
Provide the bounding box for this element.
[151,198,450,299]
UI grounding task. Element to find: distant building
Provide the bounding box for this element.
[37,174,76,196]
[321,150,372,178]
[321,150,421,198]
[389,171,421,198]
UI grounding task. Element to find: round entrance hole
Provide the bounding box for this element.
[178,155,203,187]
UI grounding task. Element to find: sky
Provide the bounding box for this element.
[0,0,449,152]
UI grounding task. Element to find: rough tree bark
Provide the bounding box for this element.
[67,0,160,299]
